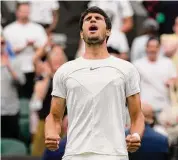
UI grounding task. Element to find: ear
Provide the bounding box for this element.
[106,29,111,37]
[80,31,84,39]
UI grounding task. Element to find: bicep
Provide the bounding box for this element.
[50,96,66,121]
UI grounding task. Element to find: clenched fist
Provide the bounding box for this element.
[45,133,60,151]
[126,134,141,153]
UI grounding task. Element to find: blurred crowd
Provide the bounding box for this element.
[1,1,178,160]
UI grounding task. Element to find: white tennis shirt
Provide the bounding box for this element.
[52,55,140,157]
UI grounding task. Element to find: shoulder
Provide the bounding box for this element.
[154,131,168,147]
[29,22,45,30]
[3,22,17,32]
[159,57,175,68]
[160,56,173,63]
[111,56,139,76]
[148,127,168,143]
[54,59,80,76]
[133,35,149,44]
[133,57,147,68]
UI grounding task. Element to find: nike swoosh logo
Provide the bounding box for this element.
[90,67,100,70]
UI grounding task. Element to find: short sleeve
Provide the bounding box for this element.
[119,0,134,18]
[125,66,140,97]
[51,1,60,10]
[51,69,66,98]
[34,26,48,48]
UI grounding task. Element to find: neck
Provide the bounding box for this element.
[83,42,110,59]
[148,57,157,62]
[17,19,29,24]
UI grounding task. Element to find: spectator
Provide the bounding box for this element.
[30,0,59,34]
[134,37,177,114]
[3,2,48,98]
[128,104,169,160]
[31,44,67,156]
[76,0,133,59]
[1,35,26,139]
[161,16,178,74]
[130,18,159,62]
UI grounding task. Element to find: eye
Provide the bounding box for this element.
[95,16,102,20]
[85,16,91,21]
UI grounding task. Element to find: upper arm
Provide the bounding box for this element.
[51,68,67,99]
[125,65,142,119]
[125,65,140,98]
[50,66,67,121]
[50,96,66,123]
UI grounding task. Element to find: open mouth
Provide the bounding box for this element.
[89,25,98,32]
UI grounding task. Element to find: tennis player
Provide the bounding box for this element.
[45,6,145,160]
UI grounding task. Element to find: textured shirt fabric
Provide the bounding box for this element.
[1,58,25,115]
[52,56,140,158]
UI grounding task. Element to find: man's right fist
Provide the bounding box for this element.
[45,134,60,151]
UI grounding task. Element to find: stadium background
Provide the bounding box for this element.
[1,0,178,160]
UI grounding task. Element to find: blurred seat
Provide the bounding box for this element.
[19,118,30,143]
[19,98,29,117]
[1,138,27,156]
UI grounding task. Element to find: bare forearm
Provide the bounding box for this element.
[33,46,46,63]
[48,10,59,32]
[130,112,145,138]
[14,46,27,54]
[128,94,145,138]
[45,113,62,135]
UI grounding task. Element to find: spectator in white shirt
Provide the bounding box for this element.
[134,37,177,113]
[3,2,48,98]
[130,18,159,62]
[30,0,59,34]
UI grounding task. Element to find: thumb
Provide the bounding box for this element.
[56,135,61,143]
[126,134,132,142]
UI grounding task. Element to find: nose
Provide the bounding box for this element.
[90,17,96,23]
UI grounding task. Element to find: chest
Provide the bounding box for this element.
[7,25,39,45]
[65,67,125,96]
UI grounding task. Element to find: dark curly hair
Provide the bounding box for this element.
[79,6,112,31]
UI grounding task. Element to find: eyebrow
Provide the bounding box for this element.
[84,14,104,21]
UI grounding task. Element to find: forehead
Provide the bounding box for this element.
[18,4,30,10]
[148,39,159,45]
[84,13,104,19]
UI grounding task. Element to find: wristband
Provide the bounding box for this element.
[132,133,141,141]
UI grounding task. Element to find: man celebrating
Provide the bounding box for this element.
[45,7,145,160]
